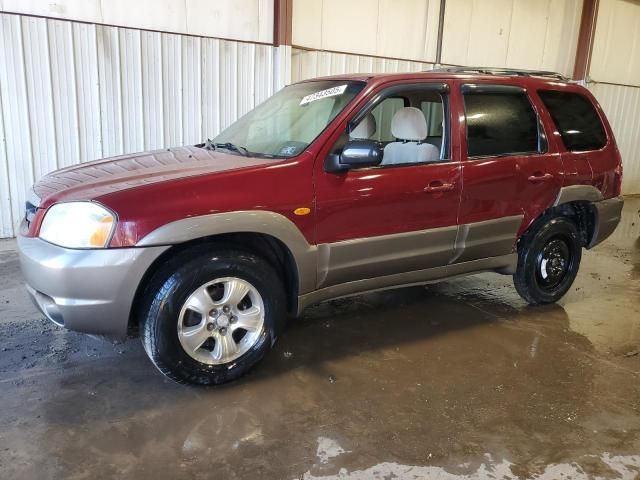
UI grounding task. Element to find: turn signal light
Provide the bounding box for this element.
[294,207,311,216]
[89,216,115,247]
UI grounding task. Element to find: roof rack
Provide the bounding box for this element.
[429,66,570,82]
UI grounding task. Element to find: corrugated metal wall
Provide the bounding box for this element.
[588,82,640,195]
[587,0,640,195]
[590,0,640,87]
[291,0,441,62]
[0,12,287,238]
[291,48,432,82]
[292,0,582,76]
[441,0,583,77]
[0,0,276,45]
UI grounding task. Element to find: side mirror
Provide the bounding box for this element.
[325,140,383,173]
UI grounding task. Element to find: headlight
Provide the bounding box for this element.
[39,202,116,249]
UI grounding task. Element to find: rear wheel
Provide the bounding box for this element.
[140,247,286,385]
[513,216,582,305]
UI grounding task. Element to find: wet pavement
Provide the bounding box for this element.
[0,199,639,480]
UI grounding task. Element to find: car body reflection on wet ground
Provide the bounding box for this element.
[0,199,639,479]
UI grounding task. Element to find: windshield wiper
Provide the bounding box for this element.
[203,139,249,156]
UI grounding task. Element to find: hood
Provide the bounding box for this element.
[33,146,273,207]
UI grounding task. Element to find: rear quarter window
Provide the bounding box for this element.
[538,91,607,152]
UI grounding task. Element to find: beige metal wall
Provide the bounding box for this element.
[292,0,441,61]
[292,0,582,76]
[0,0,275,44]
[292,48,432,82]
[587,0,640,194]
[590,0,640,87]
[441,0,583,76]
[588,83,640,194]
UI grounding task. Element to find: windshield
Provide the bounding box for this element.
[212,80,365,158]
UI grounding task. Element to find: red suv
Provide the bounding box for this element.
[18,67,624,385]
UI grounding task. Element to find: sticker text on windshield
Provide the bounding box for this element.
[300,85,348,105]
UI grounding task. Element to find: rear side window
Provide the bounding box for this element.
[538,91,607,152]
[464,91,539,157]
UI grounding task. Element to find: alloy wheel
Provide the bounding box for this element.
[177,277,265,365]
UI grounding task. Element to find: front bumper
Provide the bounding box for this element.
[589,196,624,248]
[18,231,168,338]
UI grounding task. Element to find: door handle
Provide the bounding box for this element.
[527,173,554,183]
[424,181,455,193]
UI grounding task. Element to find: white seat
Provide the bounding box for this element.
[382,107,440,165]
[350,113,376,140]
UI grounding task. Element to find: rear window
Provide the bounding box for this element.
[538,91,607,152]
[464,91,539,157]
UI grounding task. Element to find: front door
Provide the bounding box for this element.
[314,82,462,289]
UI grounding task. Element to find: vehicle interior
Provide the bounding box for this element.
[348,89,447,165]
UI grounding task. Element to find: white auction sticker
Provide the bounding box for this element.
[300,84,348,105]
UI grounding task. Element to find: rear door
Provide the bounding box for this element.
[455,82,563,263]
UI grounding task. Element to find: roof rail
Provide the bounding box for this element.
[429,66,570,82]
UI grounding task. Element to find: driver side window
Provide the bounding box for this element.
[347,86,449,167]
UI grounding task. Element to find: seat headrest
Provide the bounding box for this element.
[350,113,376,139]
[391,107,427,141]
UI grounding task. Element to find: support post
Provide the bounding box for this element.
[274,0,293,47]
[435,0,447,66]
[573,0,600,81]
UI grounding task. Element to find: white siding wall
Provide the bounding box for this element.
[587,0,640,194]
[0,0,275,44]
[292,0,582,75]
[0,13,288,238]
[588,83,640,195]
[441,0,583,77]
[590,0,640,87]
[292,48,432,82]
[292,0,441,62]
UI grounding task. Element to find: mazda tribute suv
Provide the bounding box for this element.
[18,67,624,385]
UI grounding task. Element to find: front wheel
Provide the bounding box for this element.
[513,216,582,305]
[140,247,286,385]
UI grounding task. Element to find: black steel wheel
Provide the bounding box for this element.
[514,216,582,305]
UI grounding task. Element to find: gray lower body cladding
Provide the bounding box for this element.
[316,225,459,288]
[299,215,524,314]
[297,253,518,314]
[588,196,624,248]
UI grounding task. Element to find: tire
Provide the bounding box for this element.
[140,245,286,385]
[513,216,582,305]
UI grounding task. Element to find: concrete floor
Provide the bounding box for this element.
[0,200,639,480]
